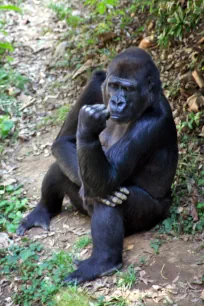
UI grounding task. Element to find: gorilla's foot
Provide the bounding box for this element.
[64,256,122,284]
[16,206,51,236]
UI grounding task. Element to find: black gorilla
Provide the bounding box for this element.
[17,48,178,283]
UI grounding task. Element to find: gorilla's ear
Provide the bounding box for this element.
[148,76,155,91]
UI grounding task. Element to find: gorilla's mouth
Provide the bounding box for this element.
[110,114,129,123]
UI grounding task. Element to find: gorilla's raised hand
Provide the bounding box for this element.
[77,104,110,138]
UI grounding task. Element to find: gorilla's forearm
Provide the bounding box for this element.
[77,135,120,197]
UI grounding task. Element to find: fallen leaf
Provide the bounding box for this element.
[72,60,93,79]
[192,69,204,88]
[126,244,134,250]
[139,36,155,49]
[187,93,204,112]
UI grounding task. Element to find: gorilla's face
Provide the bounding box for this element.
[102,73,150,124]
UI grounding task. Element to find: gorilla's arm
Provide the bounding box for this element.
[77,105,167,198]
[51,71,106,185]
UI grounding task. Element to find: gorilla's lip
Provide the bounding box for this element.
[110,114,129,123]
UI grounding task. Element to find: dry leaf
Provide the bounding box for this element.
[187,93,204,112]
[192,69,204,88]
[126,244,134,250]
[72,60,93,79]
[139,36,154,49]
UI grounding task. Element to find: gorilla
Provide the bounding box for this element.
[17,47,178,284]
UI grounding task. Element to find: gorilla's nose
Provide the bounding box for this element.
[110,96,126,112]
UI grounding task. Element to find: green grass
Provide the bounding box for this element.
[0,183,27,232]
[74,235,92,249]
[37,105,71,129]
[0,67,29,114]
[117,265,137,289]
[54,286,96,306]
[0,241,75,306]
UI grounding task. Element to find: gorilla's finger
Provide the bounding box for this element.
[114,191,127,201]
[119,187,129,195]
[100,198,116,207]
[111,196,123,205]
[92,104,106,110]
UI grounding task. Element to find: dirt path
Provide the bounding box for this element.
[1,1,203,305]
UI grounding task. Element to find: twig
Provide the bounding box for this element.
[160,264,168,280]
[19,98,35,111]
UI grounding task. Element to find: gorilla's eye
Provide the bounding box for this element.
[109,83,118,90]
[124,86,133,92]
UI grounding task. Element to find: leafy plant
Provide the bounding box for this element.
[0,67,29,116]
[0,4,21,58]
[0,183,27,232]
[150,239,163,254]
[117,265,137,289]
[177,112,201,136]
[0,241,75,305]
[96,296,127,306]
[0,115,14,139]
[74,235,92,249]
[156,130,204,235]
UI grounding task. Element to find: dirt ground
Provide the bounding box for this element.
[1,0,203,305]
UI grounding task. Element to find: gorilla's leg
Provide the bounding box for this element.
[122,186,171,236]
[64,186,171,284]
[17,162,86,236]
[64,203,124,284]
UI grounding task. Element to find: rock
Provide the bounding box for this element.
[187,93,204,112]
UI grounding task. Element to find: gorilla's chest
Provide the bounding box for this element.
[99,119,129,151]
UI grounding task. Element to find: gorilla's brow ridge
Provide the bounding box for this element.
[108,76,138,87]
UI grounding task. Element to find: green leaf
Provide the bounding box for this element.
[0,41,14,51]
[0,5,21,12]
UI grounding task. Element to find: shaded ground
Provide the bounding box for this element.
[0,0,203,305]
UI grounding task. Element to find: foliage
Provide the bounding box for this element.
[56,105,71,123]
[74,235,92,249]
[0,115,14,139]
[54,286,96,306]
[117,265,137,289]
[96,296,127,306]
[49,0,204,70]
[0,183,27,232]
[129,0,204,47]
[0,4,21,59]
[157,120,204,235]
[150,239,163,254]
[176,112,201,136]
[0,67,29,115]
[0,241,75,306]
[49,3,83,28]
